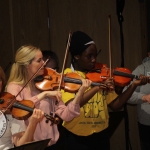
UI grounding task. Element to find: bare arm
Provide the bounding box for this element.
[66,78,114,107]
[65,84,101,107]
[70,77,115,107]
[78,86,99,107]
[36,90,62,103]
[12,109,44,146]
[71,79,93,105]
[109,75,149,111]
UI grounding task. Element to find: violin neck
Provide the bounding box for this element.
[13,102,33,112]
[113,70,138,79]
[64,77,105,86]
[13,102,57,124]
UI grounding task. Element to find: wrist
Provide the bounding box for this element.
[131,82,137,89]
[142,95,147,102]
[43,91,47,98]
[72,92,82,104]
[28,121,38,129]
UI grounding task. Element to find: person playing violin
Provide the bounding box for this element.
[6,45,92,149]
[61,31,149,150]
[42,50,59,72]
[0,66,44,150]
[42,50,65,150]
[123,57,150,150]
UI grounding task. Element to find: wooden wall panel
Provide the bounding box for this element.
[146,0,150,52]
[11,0,50,51]
[0,1,13,76]
[48,0,122,69]
[48,0,147,70]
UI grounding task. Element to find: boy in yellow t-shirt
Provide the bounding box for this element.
[61,31,149,150]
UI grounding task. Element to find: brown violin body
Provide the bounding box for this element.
[35,67,81,92]
[35,67,106,92]
[0,92,59,124]
[113,67,132,87]
[86,62,132,87]
[0,92,34,120]
[0,92,15,114]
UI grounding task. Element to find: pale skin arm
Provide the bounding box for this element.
[142,94,150,103]
[36,79,92,105]
[36,90,62,102]
[71,79,92,105]
[12,109,44,147]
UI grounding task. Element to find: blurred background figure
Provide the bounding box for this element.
[142,52,150,63]
[42,50,59,72]
[123,51,150,150]
[42,50,65,150]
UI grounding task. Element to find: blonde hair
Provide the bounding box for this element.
[7,45,40,87]
[0,66,6,86]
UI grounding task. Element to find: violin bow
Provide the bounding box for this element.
[58,32,72,91]
[4,58,50,113]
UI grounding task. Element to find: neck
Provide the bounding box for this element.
[72,63,87,73]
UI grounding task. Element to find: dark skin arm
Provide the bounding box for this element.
[66,75,149,109]
[109,83,138,111]
[109,75,149,111]
[66,86,99,107]
[66,80,113,107]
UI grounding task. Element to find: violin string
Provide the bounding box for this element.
[4,58,50,113]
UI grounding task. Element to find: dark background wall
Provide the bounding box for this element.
[0,0,149,149]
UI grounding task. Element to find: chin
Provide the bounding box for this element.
[88,66,95,71]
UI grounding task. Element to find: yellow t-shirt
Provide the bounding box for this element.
[61,68,118,136]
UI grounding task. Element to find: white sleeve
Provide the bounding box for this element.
[10,117,26,135]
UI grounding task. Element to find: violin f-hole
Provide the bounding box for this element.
[0,99,4,104]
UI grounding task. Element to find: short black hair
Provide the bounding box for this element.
[69,31,94,56]
[42,50,59,69]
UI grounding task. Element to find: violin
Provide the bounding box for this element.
[0,92,59,124]
[34,67,110,92]
[86,16,132,87]
[86,62,133,87]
